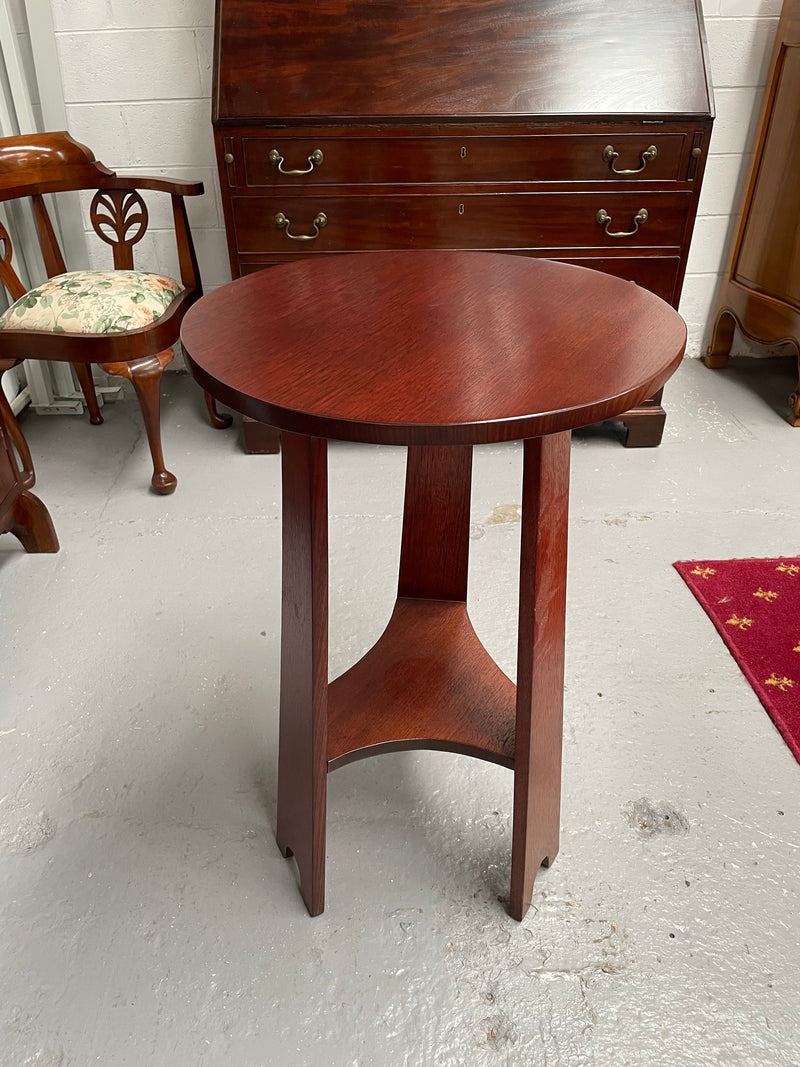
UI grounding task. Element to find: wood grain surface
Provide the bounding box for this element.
[275,431,330,916]
[181,251,687,445]
[214,0,711,121]
[187,246,688,918]
[510,432,570,920]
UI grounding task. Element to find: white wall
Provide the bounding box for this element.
[46,0,782,356]
[2,0,41,131]
[48,0,229,293]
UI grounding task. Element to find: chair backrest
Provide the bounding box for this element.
[0,131,201,299]
[0,133,112,299]
[0,131,114,198]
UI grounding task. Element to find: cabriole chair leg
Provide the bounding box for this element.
[101,348,177,495]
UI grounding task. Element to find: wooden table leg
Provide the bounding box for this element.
[510,432,571,921]
[398,444,473,601]
[276,431,329,916]
[277,435,570,919]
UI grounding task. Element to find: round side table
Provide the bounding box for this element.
[181,251,686,920]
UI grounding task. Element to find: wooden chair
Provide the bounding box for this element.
[0,383,58,552]
[0,131,231,495]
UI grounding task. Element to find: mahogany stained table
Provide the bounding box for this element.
[180,250,686,920]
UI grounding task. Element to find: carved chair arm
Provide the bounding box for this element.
[99,176,204,197]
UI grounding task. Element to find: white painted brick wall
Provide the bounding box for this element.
[47,0,781,355]
[49,0,228,291]
[4,0,42,129]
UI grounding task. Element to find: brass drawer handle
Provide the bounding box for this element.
[602,144,657,175]
[596,207,648,238]
[274,211,327,240]
[269,148,324,175]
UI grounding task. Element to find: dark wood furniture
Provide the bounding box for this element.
[212,0,712,452]
[0,385,57,552]
[705,0,800,425]
[181,250,687,920]
[0,132,231,495]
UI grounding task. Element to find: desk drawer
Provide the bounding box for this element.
[236,133,688,186]
[558,255,681,304]
[238,252,683,305]
[231,191,691,253]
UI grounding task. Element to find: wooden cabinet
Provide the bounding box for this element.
[705,0,800,425]
[212,0,713,447]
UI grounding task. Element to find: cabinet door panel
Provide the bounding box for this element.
[734,43,800,310]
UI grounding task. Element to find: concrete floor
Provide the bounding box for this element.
[1,355,799,1066]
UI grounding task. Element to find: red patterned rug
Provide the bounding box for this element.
[674,558,800,764]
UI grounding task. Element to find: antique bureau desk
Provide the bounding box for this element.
[212,0,713,449]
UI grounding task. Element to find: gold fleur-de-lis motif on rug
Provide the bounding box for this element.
[691,566,716,580]
[765,673,794,693]
[776,563,800,576]
[726,615,753,631]
[753,588,779,602]
[794,641,800,653]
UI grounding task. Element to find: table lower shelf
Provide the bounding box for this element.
[327,596,517,770]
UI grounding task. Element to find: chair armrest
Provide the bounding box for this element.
[100,176,204,197]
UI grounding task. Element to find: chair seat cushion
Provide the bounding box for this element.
[0,270,184,335]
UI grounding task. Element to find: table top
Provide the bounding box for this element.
[181,251,686,446]
[213,0,712,122]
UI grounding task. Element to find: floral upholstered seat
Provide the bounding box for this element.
[0,270,185,335]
